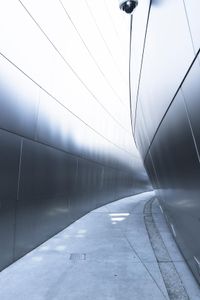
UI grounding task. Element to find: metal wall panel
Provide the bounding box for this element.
[183,0,200,53]
[130,0,151,118]
[135,0,194,155]
[0,56,39,139]
[134,100,151,159]
[0,1,150,271]
[20,0,128,128]
[35,89,132,170]
[14,139,77,259]
[148,92,200,282]
[181,59,200,149]
[0,130,21,269]
[132,1,200,284]
[13,139,147,261]
[144,152,159,190]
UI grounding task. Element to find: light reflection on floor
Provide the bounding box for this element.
[0,192,199,300]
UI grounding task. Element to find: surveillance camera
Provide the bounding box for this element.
[118,0,138,14]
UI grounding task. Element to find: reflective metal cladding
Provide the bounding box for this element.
[131,0,200,284]
[0,1,150,270]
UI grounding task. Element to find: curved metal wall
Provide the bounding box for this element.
[0,1,150,270]
[131,0,200,283]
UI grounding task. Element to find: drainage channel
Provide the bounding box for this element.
[144,198,189,300]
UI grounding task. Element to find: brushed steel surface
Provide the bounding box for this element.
[0,130,21,269]
[0,56,39,139]
[14,139,76,259]
[181,59,200,151]
[183,0,200,53]
[131,0,200,285]
[134,0,194,154]
[0,0,150,271]
[146,92,200,282]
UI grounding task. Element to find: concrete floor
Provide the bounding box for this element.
[0,191,200,300]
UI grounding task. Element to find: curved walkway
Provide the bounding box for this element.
[0,191,199,299]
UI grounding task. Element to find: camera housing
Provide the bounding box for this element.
[118,0,138,14]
